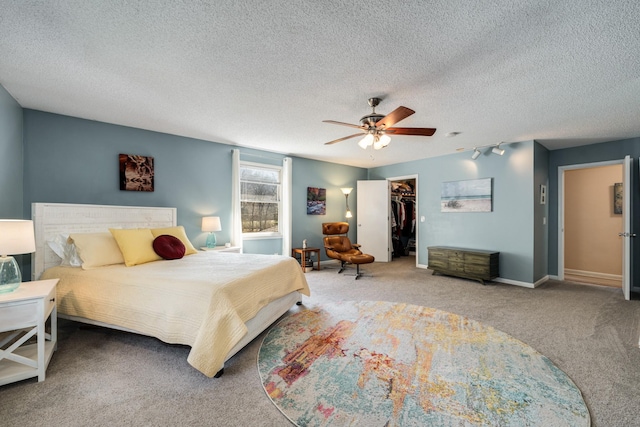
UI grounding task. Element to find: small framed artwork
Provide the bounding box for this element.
[614,182,623,214]
[307,187,326,215]
[119,154,154,192]
[540,184,547,205]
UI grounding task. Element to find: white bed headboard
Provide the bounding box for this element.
[32,203,177,280]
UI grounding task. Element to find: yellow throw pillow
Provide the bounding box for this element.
[150,226,198,255]
[68,232,125,269]
[109,228,162,267]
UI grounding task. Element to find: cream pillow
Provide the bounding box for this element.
[150,226,198,255]
[68,232,125,269]
[109,228,162,267]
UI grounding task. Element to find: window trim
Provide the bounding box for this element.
[239,160,283,239]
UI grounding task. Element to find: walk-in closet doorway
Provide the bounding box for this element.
[389,175,419,267]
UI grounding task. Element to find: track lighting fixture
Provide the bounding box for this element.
[465,142,508,159]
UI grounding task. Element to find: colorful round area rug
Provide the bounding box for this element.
[258,301,590,426]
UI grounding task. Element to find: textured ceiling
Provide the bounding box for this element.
[1,1,639,168]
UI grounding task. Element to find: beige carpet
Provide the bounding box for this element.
[2,256,640,427]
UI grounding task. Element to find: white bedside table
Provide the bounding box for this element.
[201,246,241,253]
[0,278,59,386]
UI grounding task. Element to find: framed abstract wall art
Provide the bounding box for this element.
[119,154,154,192]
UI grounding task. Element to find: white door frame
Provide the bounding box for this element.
[557,159,623,282]
[388,174,419,267]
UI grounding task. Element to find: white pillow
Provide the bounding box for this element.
[47,234,82,267]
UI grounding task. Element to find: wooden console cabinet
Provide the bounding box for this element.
[428,246,499,285]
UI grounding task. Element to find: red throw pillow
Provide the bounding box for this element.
[153,235,186,260]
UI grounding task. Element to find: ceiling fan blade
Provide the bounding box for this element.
[322,120,364,130]
[324,133,364,145]
[375,106,415,128]
[386,127,437,136]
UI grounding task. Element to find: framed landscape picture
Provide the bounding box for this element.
[441,178,493,212]
[307,187,326,215]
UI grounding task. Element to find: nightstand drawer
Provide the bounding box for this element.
[45,284,56,318]
[0,300,39,331]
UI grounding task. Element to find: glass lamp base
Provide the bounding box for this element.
[0,256,22,293]
[205,233,217,248]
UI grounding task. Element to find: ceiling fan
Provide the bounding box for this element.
[323,98,436,150]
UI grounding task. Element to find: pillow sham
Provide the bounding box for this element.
[150,226,198,255]
[109,228,162,267]
[68,232,125,269]
[153,235,186,260]
[47,234,83,267]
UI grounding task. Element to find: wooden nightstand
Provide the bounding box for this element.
[291,247,321,271]
[201,246,241,253]
[0,278,58,386]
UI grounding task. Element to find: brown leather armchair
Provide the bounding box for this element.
[322,222,374,279]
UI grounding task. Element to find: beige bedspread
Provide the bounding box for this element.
[41,252,310,377]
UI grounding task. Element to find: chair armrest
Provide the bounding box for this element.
[352,243,361,248]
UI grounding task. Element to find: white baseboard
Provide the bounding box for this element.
[493,277,536,289]
[422,264,539,288]
[564,268,622,282]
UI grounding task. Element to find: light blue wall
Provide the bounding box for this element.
[15,105,640,288]
[533,142,550,282]
[547,137,640,291]
[369,141,536,283]
[291,157,367,257]
[0,85,23,218]
[22,110,366,264]
[23,110,234,248]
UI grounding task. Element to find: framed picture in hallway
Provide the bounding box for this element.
[614,182,622,214]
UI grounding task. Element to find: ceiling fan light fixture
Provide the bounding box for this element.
[358,133,374,149]
[379,134,391,147]
[323,98,436,148]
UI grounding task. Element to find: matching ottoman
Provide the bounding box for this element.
[344,254,375,279]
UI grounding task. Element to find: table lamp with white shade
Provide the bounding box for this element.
[0,219,36,293]
[201,216,222,248]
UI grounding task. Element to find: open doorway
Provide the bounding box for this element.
[389,175,418,266]
[562,163,623,288]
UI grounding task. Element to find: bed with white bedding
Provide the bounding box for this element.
[32,203,310,377]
